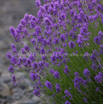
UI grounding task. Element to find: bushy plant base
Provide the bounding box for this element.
[7,0,103,104]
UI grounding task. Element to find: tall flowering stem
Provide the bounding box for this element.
[7,0,103,103]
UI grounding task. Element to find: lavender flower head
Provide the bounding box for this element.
[45,81,53,90]
[83,68,91,77]
[65,100,71,104]
[68,41,75,48]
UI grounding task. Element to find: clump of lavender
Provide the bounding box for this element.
[7,0,103,103]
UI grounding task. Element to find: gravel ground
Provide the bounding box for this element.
[0,0,46,104]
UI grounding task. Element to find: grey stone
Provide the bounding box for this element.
[0,0,45,103]
[32,96,41,103]
[6,96,13,103]
[0,83,11,97]
[18,83,27,90]
[26,100,36,104]
[3,79,11,83]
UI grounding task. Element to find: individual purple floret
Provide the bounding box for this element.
[83,68,91,77]
[45,81,53,90]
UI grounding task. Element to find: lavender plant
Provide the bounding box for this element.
[7,0,103,103]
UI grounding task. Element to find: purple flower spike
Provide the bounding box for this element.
[8,65,14,73]
[98,31,103,41]
[10,56,17,64]
[44,0,50,2]
[83,68,90,77]
[40,47,45,54]
[31,39,36,45]
[74,72,79,77]
[94,36,100,45]
[53,37,59,44]
[60,13,66,20]
[10,26,16,37]
[49,69,54,74]
[12,75,17,83]
[60,34,66,42]
[53,71,60,79]
[29,54,35,62]
[21,48,26,54]
[56,83,61,93]
[30,72,37,81]
[100,45,103,54]
[7,52,12,59]
[64,65,69,74]
[32,62,38,69]
[24,45,30,52]
[11,43,16,50]
[44,17,51,26]
[35,0,41,8]
[45,81,53,90]
[65,100,71,104]
[26,59,31,67]
[83,98,87,103]
[95,87,99,92]
[94,72,103,83]
[33,89,40,96]
[68,41,75,48]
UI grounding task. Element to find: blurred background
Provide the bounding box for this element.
[0,0,45,104]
